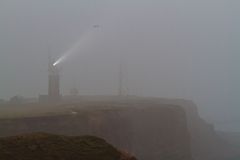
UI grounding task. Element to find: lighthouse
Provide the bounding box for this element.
[48,57,61,102]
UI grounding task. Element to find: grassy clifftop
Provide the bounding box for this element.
[0,133,121,160]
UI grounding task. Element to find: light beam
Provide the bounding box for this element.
[53,26,100,66]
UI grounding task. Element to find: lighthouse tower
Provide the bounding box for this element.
[48,57,60,102]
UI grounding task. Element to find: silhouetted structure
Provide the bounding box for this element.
[48,57,60,102]
[118,62,123,96]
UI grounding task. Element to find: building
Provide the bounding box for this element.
[48,57,61,102]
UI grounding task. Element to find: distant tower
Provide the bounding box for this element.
[48,56,60,102]
[118,62,123,96]
[118,60,129,97]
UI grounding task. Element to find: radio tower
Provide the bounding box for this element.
[118,60,129,97]
[118,62,123,96]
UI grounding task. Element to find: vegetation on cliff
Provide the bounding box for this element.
[0,133,123,160]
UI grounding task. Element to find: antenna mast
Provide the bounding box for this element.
[118,62,123,96]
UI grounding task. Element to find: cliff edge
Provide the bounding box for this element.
[0,132,137,160]
[0,97,193,160]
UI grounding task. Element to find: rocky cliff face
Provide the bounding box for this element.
[153,98,238,160]
[0,98,192,160]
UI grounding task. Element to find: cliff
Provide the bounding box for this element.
[0,132,136,160]
[0,97,192,160]
[152,98,238,160]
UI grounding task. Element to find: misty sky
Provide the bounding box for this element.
[0,0,239,131]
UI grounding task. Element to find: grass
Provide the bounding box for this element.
[0,133,121,160]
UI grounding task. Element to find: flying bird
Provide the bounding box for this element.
[93,24,100,28]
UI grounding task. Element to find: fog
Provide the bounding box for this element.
[0,0,239,131]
